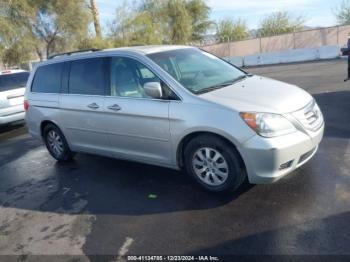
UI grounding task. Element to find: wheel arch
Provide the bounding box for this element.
[176,131,246,171]
[40,120,61,138]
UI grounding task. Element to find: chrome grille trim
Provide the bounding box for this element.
[291,100,324,132]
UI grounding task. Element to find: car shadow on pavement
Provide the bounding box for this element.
[46,156,254,215]
[0,146,254,216]
[314,91,350,139]
[0,123,26,141]
[0,131,41,167]
[0,121,25,133]
[188,211,350,255]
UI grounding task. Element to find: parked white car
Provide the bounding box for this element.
[0,69,30,125]
[25,46,324,192]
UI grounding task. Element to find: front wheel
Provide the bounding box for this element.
[184,134,246,193]
[43,124,75,162]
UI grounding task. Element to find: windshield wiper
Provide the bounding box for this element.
[195,74,252,94]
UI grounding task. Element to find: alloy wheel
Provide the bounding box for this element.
[192,147,229,186]
[47,130,64,157]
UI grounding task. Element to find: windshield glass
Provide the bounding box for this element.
[148,48,246,94]
[0,72,30,92]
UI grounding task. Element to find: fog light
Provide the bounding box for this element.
[279,160,293,170]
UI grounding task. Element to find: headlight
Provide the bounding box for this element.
[240,112,297,138]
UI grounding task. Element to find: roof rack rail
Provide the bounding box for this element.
[48,48,101,59]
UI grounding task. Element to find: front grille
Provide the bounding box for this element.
[298,147,316,164]
[292,100,323,131]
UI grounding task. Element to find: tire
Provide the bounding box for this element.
[43,123,75,162]
[184,134,246,193]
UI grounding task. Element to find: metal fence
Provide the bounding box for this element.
[201,25,350,58]
[2,25,350,70]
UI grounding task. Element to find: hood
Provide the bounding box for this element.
[199,75,313,114]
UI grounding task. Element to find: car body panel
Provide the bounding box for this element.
[103,96,172,165]
[0,70,29,125]
[199,76,313,114]
[240,123,324,183]
[59,94,110,155]
[25,93,60,138]
[24,45,325,184]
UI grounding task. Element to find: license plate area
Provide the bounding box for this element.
[8,96,24,106]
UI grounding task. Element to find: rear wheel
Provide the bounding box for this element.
[43,124,75,162]
[184,134,246,193]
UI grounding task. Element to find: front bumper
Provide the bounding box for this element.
[238,124,324,184]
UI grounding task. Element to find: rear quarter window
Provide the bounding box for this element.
[0,72,30,92]
[32,63,63,93]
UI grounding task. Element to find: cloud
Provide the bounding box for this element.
[96,0,338,29]
[208,0,337,28]
[306,15,336,27]
[207,0,318,11]
[96,0,122,24]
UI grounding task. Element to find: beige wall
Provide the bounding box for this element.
[202,25,350,57]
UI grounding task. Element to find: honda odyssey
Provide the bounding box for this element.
[25,46,324,192]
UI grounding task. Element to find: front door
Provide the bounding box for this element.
[103,56,173,165]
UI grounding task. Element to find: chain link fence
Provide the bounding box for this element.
[201,25,350,58]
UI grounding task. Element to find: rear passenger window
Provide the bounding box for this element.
[69,58,107,96]
[32,63,63,93]
[0,72,29,92]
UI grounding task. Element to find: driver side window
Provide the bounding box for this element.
[109,57,175,100]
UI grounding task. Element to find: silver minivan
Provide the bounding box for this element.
[25,46,324,192]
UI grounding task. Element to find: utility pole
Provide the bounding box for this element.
[293,29,296,49]
[337,25,339,46]
[259,37,262,53]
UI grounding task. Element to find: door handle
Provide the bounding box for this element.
[87,103,99,109]
[107,104,122,111]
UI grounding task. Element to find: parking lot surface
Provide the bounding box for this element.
[0,59,349,259]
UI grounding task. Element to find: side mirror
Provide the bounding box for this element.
[143,82,162,99]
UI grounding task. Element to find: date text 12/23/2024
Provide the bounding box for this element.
[127,256,220,261]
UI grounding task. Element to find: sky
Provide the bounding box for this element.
[96,0,341,30]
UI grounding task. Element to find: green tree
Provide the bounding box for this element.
[217,18,249,42]
[138,0,169,43]
[0,1,36,64]
[185,0,212,41]
[1,0,90,60]
[129,11,163,45]
[108,0,212,46]
[258,11,304,37]
[1,43,31,67]
[166,0,192,44]
[334,0,350,25]
[108,1,135,46]
[115,0,164,45]
[77,35,113,50]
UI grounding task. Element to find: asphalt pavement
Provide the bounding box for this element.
[0,59,349,260]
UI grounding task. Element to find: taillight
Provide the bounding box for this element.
[24,100,29,111]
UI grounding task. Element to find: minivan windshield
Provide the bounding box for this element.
[148,48,247,94]
[0,72,30,92]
